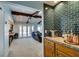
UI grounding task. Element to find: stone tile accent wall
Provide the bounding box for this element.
[44,6,54,30]
[44,1,79,34]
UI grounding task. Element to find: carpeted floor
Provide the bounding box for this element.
[8,37,43,57]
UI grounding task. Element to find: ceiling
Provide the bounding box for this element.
[8,1,43,10]
[12,15,42,24]
[44,1,60,6]
[6,1,42,24]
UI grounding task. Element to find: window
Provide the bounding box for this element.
[19,25,22,37]
[37,25,42,33]
[28,26,31,36]
[19,25,33,37]
[32,25,34,32]
[37,25,41,31]
[23,26,26,37]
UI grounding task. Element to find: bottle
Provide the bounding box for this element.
[77,35,79,45]
[73,34,78,44]
[69,30,73,43]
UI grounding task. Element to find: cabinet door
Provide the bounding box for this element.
[44,38,55,57]
[56,50,69,57]
[44,45,53,57]
[56,44,79,57]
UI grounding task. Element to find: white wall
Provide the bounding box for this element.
[0,8,4,57]
[3,5,14,57]
[0,3,14,56]
[13,22,19,33]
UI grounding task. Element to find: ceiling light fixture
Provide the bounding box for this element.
[53,1,59,4]
[45,7,48,10]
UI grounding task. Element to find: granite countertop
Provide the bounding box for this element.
[45,37,79,51]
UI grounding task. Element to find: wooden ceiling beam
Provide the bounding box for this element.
[32,11,39,16]
[11,11,42,18]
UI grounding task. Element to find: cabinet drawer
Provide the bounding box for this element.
[56,44,79,57]
[56,50,69,57]
[44,45,54,57]
[44,39,54,47]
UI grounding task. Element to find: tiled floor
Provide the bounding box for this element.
[8,37,43,57]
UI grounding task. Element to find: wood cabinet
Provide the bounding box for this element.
[56,44,79,57]
[44,38,79,57]
[44,38,55,57]
[56,50,69,57]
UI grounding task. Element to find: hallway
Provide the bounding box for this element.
[8,37,43,57]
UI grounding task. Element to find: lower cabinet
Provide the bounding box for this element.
[44,38,55,57]
[56,50,69,57]
[56,44,79,57]
[44,38,79,57]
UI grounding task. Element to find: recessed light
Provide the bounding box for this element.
[45,7,48,10]
[53,1,59,3]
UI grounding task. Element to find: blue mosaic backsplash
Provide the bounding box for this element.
[44,1,79,34]
[44,6,54,30]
